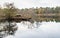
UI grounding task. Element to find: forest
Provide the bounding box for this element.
[0,3,60,22]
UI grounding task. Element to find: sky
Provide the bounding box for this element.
[0,0,60,9]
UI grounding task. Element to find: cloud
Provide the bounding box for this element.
[0,0,60,9]
[38,0,60,7]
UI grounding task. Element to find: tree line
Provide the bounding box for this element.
[0,3,60,22]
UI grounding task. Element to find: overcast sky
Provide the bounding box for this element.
[0,0,60,9]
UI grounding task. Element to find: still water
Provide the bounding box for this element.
[0,21,60,38]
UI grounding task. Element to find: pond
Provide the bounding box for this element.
[0,21,60,38]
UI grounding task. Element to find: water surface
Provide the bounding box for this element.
[4,21,60,38]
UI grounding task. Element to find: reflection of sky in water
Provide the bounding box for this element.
[5,22,60,38]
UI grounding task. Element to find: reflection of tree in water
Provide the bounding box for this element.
[0,21,41,38]
[21,21,42,29]
[0,22,18,38]
[34,21,42,28]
